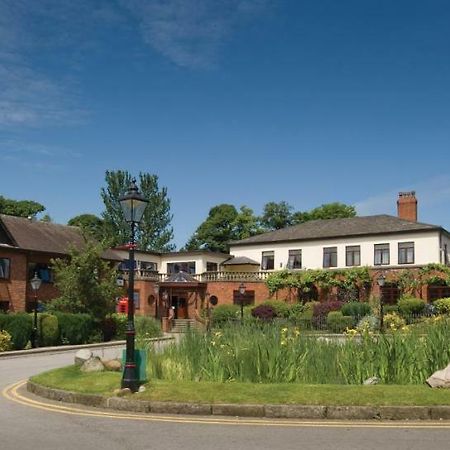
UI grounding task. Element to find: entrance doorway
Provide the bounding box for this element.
[171,296,188,319]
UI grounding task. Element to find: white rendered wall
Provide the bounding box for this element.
[229,231,441,271]
[160,253,228,274]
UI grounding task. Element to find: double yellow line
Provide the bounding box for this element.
[3,380,450,429]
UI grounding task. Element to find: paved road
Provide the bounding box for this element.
[1,349,450,450]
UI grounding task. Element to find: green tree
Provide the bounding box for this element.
[50,242,120,320]
[185,204,262,252]
[40,214,53,223]
[101,170,174,251]
[0,195,45,218]
[292,202,356,224]
[260,201,294,231]
[68,214,104,241]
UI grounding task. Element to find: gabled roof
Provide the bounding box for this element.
[163,271,200,283]
[0,214,87,255]
[230,215,443,246]
[222,256,260,266]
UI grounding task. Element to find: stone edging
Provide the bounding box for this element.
[0,336,174,359]
[26,381,450,421]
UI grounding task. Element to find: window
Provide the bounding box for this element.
[118,259,136,271]
[261,251,274,270]
[140,261,157,271]
[133,291,140,309]
[28,263,53,283]
[346,246,360,267]
[167,262,196,274]
[374,244,390,265]
[287,249,302,269]
[206,262,218,272]
[398,242,414,264]
[444,244,448,265]
[0,258,10,279]
[323,247,337,268]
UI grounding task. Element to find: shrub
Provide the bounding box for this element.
[0,330,12,352]
[260,300,290,318]
[251,305,276,321]
[341,301,371,318]
[54,313,95,345]
[313,301,344,318]
[39,314,60,347]
[326,311,354,333]
[110,313,127,339]
[135,315,162,339]
[383,312,406,331]
[211,305,239,326]
[0,313,33,349]
[356,315,379,332]
[434,298,450,315]
[101,316,117,342]
[398,297,426,317]
[383,305,399,315]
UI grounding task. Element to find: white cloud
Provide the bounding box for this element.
[119,0,271,68]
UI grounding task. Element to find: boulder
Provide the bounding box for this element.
[116,388,132,397]
[138,385,146,393]
[363,377,380,385]
[74,349,93,366]
[103,359,122,372]
[80,356,105,373]
[426,364,450,388]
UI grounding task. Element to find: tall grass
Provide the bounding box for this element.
[147,318,450,385]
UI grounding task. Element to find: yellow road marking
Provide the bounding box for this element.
[3,381,450,430]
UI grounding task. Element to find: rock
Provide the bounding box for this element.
[363,377,380,385]
[80,356,105,373]
[102,359,122,372]
[116,388,132,397]
[74,349,93,366]
[138,385,146,393]
[426,364,450,388]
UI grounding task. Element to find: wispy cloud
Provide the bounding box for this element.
[355,175,450,220]
[0,138,82,171]
[120,0,271,68]
[0,1,112,128]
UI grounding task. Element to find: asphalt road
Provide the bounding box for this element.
[1,348,450,450]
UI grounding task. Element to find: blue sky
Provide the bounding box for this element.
[1,0,450,249]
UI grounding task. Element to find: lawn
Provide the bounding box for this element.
[30,365,450,406]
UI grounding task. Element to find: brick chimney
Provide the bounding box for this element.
[397,191,417,222]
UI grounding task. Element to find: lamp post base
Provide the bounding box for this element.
[121,365,140,392]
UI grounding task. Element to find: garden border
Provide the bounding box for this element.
[26,380,450,421]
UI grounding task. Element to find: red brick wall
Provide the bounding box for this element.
[0,250,27,312]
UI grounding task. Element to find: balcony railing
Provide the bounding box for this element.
[119,270,271,283]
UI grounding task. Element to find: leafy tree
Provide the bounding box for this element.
[101,170,174,251]
[185,204,263,252]
[260,201,294,231]
[68,214,104,241]
[40,214,53,223]
[50,242,120,320]
[185,204,238,253]
[292,202,356,224]
[0,195,45,218]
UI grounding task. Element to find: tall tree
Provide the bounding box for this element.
[101,170,174,251]
[185,204,238,253]
[260,201,294,231]
[292,202,356,224]
[68,214,104,241]
[185,204,262,253]
[0,195,45,218]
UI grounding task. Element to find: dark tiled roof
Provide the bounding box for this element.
[0,214,86,255]
[231,215,441,246]
[163,271,200,283]
[222,256,260,265]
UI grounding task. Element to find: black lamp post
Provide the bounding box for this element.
[119,179,148,392]
[377,274,386,333]
[30,272,42,348]
[238,283,246,321]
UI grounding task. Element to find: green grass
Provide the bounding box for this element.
[30,366,450,406]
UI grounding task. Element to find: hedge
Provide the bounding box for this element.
[53,312,95,345]
[0,313,33,350]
